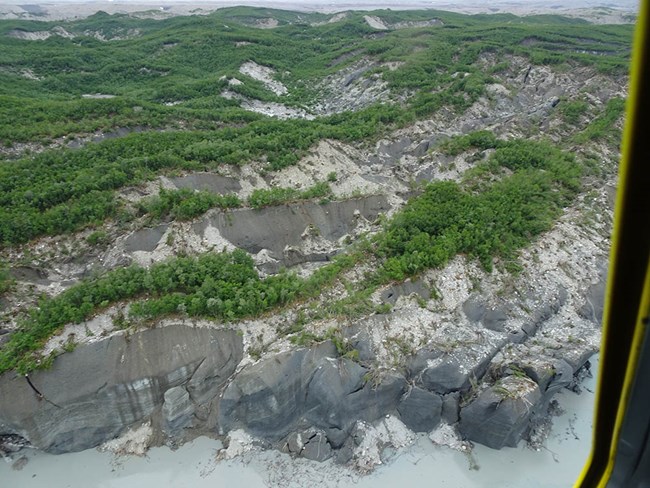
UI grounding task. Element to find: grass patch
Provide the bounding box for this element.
[573,97,625,144]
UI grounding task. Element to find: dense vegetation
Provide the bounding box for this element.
[573,97,626,143]
[376,139,580,279]
[248,182,332,208]
[0,107,404,245]
[0,8,632,245]
[0,7,632,373]
[0,250,294,372]
[0,265,12,295]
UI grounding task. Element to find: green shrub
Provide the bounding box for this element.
[375,137,581,278]
[560,99,589,125]
[439,130,502,156]
[574,97,626,143]
[248,182,331,209]
[0,266,13,294]
[139,188,241,222]
[86,230,108,246]
[0,249,302,374]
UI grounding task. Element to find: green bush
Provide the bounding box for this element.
[0,266,13,294]
[560,99,589,125]
[574,97,625,143]
[439,130,503,156]
[375,138,581,279]
[139,188,241,222]
[86,230,108,246]
[248,182,331,209]
[0,249,302,374]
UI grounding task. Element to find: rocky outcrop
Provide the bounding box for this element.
[193,195,389,267]
[363,16,443,31]
[0,222,604,458]
[0,92,611,460]
[0,325,242,453]
[299,431,333,462]
[239,61,287,96]
[220,346,407,447]
[578,262,607,325]
[397,387,442,432]
[380,279,430,305]
[0,276,600,458]
[458,320,597,448]
[311,59,393,116]
[162,386,194,434]
[219,343,336,440]
[459,376,542,449]
[408,342,504,395]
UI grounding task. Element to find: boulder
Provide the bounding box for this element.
[345,325,374,362]
[123,224,168,253]
[162,386,194,434]
[286,431,305,454]
[334,442,355,464]
[459,376,541,449]
[325,427,348,448]
[510,357,574,395]
[300,432,332,462]
[482,308,508,332]
[420,358,469,393]
[218,343,336,440]
[409,338,503,396]
[441,392,460,424]
[397,387,442,432]
[544,359,575,396]
[462,297,486,323]
[462,296,509,332]
[559,346,598,372]
[380,279,430,305]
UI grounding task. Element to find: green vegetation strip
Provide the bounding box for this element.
[573,97,626,143]
[136,182,333,224]
[0,136,582,375]
[0,248,359,374]
[248,182,332,208]
[138,188,242,222]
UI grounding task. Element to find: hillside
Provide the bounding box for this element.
[0,6,632,470]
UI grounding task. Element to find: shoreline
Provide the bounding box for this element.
[0,356,598,488]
